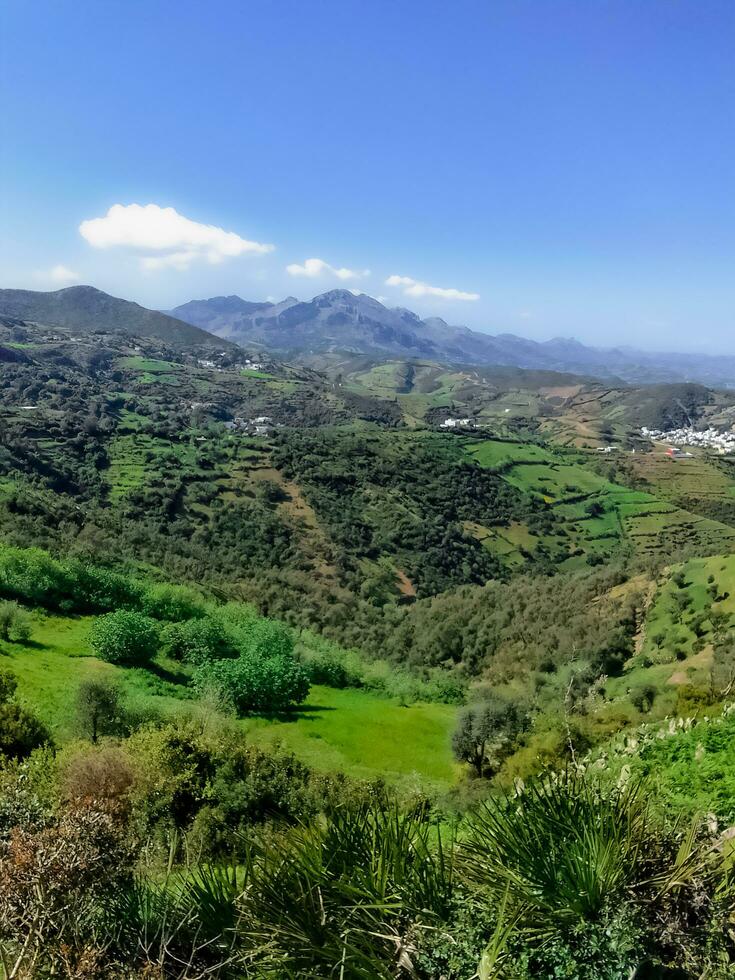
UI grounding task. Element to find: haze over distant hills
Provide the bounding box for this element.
[1,285,734,387]
[171,289,735,387]
[0,285,226,347]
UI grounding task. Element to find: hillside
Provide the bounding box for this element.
[3,316,735,644]
[173,288,735,385]
[6,308,735,976]
[0,285,227,347]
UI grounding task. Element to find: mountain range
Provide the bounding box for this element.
[171,289,735,387]
[1,285,734,387]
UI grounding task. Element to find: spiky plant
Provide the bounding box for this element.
[102,868,241,978]
[236,803,454,978]
[461,773,650,933]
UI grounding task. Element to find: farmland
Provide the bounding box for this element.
[467,437,735,568]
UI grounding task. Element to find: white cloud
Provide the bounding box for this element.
[286,257,370,281]
[385,274,479,302]
[47,264,81,285]
[79,203,274,271]
[35,264,80,286]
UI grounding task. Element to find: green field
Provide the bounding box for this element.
[3,611,457,788]
[243,687,457,786]
[117,356,181,373]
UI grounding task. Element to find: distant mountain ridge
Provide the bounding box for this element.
[171,289,735,386]
[0,286,227,347]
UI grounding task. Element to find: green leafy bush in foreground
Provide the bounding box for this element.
[0,669,49,758]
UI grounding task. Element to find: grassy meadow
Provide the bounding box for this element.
[2,610,457,788]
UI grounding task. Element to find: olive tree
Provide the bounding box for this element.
[75,678,125,743]
[452,694,526,777]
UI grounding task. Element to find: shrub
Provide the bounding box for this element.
[0,600,31,643]
[630,683,657,713]
[63,745,135,812]
[193,654,309,713]
[236,617,295,660]
[139,582,208,622]
[304,647,352,688]
[162,616,232,665]
[89,611,159,666]
[461,775,649,930]
[0,669,50,758]
[0,806,134,974]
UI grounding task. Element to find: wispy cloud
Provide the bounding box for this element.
[385,274,479,302]
[286,257,370,281]
[38,264,81,286]
[79,203,274,271]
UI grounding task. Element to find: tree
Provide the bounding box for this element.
[163,616,232,665]
[452,695,525,777]
[711,633,735,697]
[237,617,294,660]
[75,678,124,743]
[89,611,159,666]
[0,600,31,643]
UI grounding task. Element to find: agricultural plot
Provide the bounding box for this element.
[629,450,735,515]
[116,357,181,373]
[468,438,735,566]
[115,356,184,386]
[641,555,735,664]
[476,390,542,421]
[105,433,199,499]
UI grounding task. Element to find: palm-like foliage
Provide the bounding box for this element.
[461,773,650,933]
[236,804,454,978]
[101,866,242,978]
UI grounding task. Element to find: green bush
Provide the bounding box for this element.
[0,545,210,622]
[236,617,294,660]
[193,653,309,713]
[0,669,50,758]
[0,600,32,643]
[162,616,232,665]
[139,583,209,622]
[89,611,160,666]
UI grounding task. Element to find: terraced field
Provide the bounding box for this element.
[467,438,735,568]
[641,554,735,664]
[105,432,199,499]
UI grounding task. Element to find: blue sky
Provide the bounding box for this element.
[1,0,733,351]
